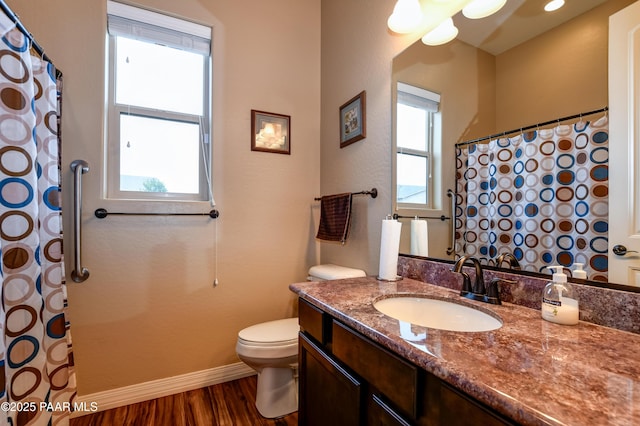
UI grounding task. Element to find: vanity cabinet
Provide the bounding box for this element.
[298,298,516,426]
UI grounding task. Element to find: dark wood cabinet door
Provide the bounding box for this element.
[299,333,363,426]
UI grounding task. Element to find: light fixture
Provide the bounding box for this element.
[544,0,565,12]
[462,0,507,19]
[421,17,458,46]
[387,0,423,34]
[386,0,507,47]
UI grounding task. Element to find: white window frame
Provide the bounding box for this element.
[104,1,213,205]
[394,82,442,213]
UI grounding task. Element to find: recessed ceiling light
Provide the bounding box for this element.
[544,0,565,12]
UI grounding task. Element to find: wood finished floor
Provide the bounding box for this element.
[69,375,298,426]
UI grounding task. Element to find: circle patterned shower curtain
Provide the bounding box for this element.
[455,116,609,282]
[0,16,76,426]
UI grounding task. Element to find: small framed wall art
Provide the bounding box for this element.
[251,110,291,154]
[339,90,366,148]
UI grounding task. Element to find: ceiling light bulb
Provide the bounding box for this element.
[544,0,565,12]
[421,18,459,46]
[462,0,507,19]
[387,0,423,34]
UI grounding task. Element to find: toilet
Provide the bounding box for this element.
[236,264,366,418]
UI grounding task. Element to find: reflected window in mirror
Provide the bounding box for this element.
[396,82,442,210]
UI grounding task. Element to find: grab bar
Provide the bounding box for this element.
[447,189,455,256]
[70,160,90,283]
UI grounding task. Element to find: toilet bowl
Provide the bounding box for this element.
[236,264,366,418]
[236,318,299,418]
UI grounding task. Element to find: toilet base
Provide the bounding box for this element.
[255,365,298,418]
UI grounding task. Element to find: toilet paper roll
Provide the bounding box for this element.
[378,218,402,280]
[410,219,429,257]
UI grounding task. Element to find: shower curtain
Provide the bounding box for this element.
[455,115,609,281]
[0,13,76,426]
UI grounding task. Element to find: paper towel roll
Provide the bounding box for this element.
[410,219,429,257]
[378,218,402,280]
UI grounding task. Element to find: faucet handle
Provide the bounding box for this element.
[486,278,501,303]
[459,271,473,296]
[486,277,516,305]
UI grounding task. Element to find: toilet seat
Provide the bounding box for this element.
[237,318,299,359]
[238,318,299,344]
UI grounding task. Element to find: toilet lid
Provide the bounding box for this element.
[238,318,299,344]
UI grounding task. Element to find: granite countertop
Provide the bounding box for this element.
[289,276,640,426]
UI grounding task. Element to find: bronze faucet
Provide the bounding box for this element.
[452,256,506,305]
[496,252,521,270]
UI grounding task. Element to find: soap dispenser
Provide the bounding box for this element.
[573,263,587,280]
[541,266,579,325]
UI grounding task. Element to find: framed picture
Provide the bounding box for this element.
[251,110,291,154]
[339,90,366,148]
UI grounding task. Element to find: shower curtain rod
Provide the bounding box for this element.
[455,106,608,148]
[0,0,62,78]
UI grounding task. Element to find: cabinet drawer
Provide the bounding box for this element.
[440,382,516,426]
[368,394,412,426]
[298,298,324,343]
[332,320,418,418]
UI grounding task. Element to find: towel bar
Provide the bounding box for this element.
[314,188,377,201]
[94,209,220,219]
[393,214,449,221]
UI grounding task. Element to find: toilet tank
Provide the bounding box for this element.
[307,264,366,281]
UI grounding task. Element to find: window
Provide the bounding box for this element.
[106,1,212,203]
[395,82,441,210]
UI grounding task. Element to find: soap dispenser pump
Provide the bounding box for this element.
[542,266,579,325]
[573,263,587,280]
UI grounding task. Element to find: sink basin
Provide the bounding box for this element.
[373,296,502,332]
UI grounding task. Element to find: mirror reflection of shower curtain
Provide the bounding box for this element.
[455,115,609,281]
[0,19,76,425]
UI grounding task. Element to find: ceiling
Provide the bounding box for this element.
[453,0,608,55]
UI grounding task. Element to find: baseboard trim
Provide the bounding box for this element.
[71,362,255,418]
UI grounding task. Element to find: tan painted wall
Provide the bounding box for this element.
[319,0,427,274]
[12,0,320,395]
[496,0,635,130]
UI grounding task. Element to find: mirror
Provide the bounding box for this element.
[392,0,638,290]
